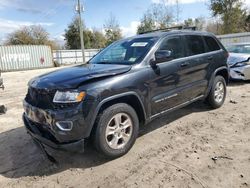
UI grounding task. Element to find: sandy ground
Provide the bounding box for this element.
[0,67,250,188]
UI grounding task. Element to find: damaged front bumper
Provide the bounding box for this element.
[22,100,87,157]
[229,65,250,80]
[23,114,85,153]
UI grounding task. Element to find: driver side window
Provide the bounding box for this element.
[159,36,184,60]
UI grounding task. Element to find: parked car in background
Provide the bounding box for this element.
[23,30,229,159]
[226,43,250,80]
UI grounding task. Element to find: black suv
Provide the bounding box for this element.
[23,30,229,158]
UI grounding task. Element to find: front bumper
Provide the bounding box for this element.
[22,100,91,154]
[230,65,250,80]
[23,114,85,153]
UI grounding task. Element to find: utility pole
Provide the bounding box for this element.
[76,0,86,64]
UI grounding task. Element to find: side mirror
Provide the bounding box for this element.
[155,50,172,63]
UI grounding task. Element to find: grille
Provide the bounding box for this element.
[25,87,56,109]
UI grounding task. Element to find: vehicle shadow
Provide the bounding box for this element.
[0,101,212,179]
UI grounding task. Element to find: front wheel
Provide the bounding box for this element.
[93,103,139,158]
[207,75,227,109]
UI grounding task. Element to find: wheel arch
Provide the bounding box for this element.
[89,92,147,137]
[214,66,229,84]
[205,66,229,98]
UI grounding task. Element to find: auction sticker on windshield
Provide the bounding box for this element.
[131,42,148,47]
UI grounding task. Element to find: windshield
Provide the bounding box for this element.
[89,37,158,65]
[226,44,250,54]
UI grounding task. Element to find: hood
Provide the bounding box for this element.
[228,53,250,66]
[29,64,132,89]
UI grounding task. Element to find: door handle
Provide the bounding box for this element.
[207,56,213,60]
[180,62,190,67]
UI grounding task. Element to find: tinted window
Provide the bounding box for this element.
[159,36,184,59]
[185,35,205,56]
[204,36,221,52]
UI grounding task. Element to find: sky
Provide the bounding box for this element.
[0,0,247,44]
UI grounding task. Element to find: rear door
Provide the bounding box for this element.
[175,35,209,103]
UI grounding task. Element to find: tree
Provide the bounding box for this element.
[65,17,107,49]
[183,17,205,30]
[175,0,182,23]
[137,1,174,34]
[137,14,156,34]
[64,17,81,49]
[206,20,223,34]
[91,30,107,49]
[5,25,58,48]
[243,13,250,32]
[209,0,246,34]
[104,14,122,45]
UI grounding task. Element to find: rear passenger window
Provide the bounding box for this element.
[185,35,205,56]
[204,36,221,52]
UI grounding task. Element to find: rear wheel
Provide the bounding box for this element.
[207,76,226,109]
[94,103,139,158]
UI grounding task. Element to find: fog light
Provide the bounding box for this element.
[56,121,73,131]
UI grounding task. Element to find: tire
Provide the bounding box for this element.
[207,75,227,109]
[93,103,139,158]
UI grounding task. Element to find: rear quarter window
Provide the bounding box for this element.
[185,35,205,56]
[204,36,221,52]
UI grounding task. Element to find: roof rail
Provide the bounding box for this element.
[138,25,197,35]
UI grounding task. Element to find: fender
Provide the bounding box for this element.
[88,91,147,134]
[205,66,229,98]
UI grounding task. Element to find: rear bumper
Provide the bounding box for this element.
[230,65,250,80]
[23,113,85,153]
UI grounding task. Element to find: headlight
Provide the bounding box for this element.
[53,91,86,103]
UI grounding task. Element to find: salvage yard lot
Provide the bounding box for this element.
[0,67,250,188]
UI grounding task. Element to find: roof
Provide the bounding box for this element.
[127,30,214,40]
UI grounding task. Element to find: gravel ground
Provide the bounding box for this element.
[0,67,250,188]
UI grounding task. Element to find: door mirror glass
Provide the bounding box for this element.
[155,50,172,63]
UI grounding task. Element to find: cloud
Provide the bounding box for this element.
[121,21,141,37]
[0,0,71,15]
[16,7,43,14]
[0,18,54,33]
[152,0,206,4]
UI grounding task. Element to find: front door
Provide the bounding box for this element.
[149,35,186,117]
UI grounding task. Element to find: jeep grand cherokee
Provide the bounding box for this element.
[23,30,229,159]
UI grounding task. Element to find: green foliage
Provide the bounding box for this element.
[64,17,81,49]
[137,2,174,34]
[104,14,122,46]
[137,14,156,34]
[91,30,107,49]
[183,17,205,30]
[65,17,107,49]
[5,25,59,49]
[210,0,246,34]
